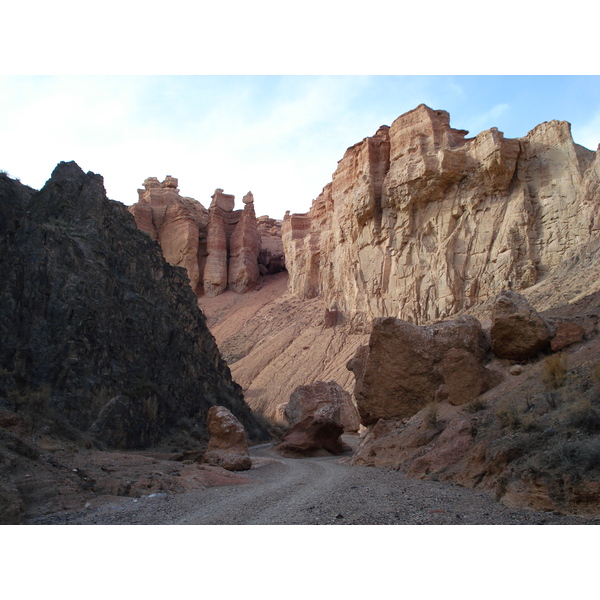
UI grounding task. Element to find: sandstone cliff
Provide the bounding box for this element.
[283,104,600,327]
[0,163,268,450]
[130,179,284,298]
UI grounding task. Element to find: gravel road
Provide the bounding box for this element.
[31,438,600,525]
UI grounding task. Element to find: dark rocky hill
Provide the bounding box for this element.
[0,162,268,450]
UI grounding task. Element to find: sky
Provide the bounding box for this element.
[1,4,598,583]
[1,75,599,220]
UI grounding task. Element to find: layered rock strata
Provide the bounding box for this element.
[283,104,600,327]
[130,181,284,298]
[0,163,268,449]
[129,176,209,296]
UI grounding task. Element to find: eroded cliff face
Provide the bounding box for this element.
[283,104,600,328]
[130,180,285,298]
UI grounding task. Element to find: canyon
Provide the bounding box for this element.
[2,103,600,523]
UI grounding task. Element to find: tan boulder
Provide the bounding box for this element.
[284,380,361,432]
[490,291,552,360]
[202,406,252,471]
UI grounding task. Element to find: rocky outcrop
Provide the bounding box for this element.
[490,291,552,359]
[202,406,252,471]
[0,163,268,450]
[283,104,600,327]
[349,314,498,425]
[227,192,262,294]
[284,380,360,432]
[130,181,284,298]
[129,176,209,296]
[257,216,285,275]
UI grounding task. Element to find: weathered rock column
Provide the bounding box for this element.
[203,189,235,297]
[228,192,261,293]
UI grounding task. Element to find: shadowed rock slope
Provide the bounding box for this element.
[0,162,268,450]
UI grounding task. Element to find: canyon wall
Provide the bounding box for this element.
[283,104,600,328]
[0,163,268,449]
[130,179,285,297]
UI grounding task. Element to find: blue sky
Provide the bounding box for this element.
[1,75,599,219]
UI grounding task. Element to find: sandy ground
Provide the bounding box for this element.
[28,436,599,525]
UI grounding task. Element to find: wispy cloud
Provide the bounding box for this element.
[572,111,600,151]
[464,103,511,136]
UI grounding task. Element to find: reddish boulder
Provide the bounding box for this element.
[439,348,502,406]
[550,321,585,351]
[202,406,252,471]
[285,380,361,432]
[405,417,474,478]
[350,315,489,425]
[273,416,345,457]
[490,291,552,359]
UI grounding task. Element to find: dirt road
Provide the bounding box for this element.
[31,440,599,525]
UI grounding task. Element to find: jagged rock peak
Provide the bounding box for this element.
[0,163,269,449]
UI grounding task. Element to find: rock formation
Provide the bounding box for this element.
[130,181,285,298]
[226,191,262,295]
[283,104,600,327]
[273,415,346,457]
[284,380,361,432]
[349,315,499,425]
[490,290,553,359]
[257,215,285,275]
[129,176,209,296]
[0,163,268,450]
[202,406,252,471]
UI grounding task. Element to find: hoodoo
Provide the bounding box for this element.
[129,179,285,298]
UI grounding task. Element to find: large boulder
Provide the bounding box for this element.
[202,406,252,471]
[273,415,345,457]
[284,380,361,432]
[438,348,503,406]
[350,315,493,425]
[490,291,552,360]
